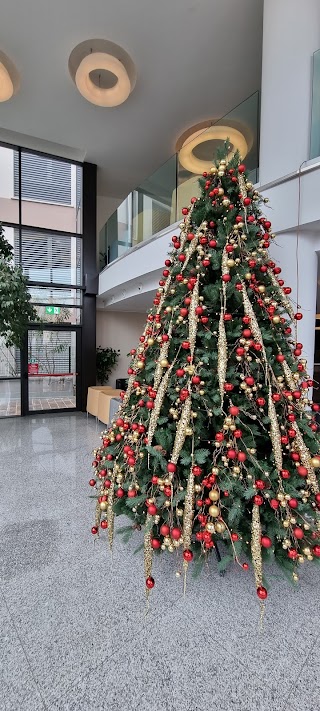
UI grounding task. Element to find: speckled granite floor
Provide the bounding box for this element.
[0,413,319,711]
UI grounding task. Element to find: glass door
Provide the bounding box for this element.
[26,328,80,413]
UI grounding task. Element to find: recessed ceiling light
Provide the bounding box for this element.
[69,40,136,108]
[179,126,248,174]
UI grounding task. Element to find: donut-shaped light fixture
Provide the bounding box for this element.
[0,51,19,102]
[69,41,136,108]
[179,126,248,174]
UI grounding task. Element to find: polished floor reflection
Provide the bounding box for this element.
[0,413,319,711]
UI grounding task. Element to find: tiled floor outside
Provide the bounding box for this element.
[0,413,319,711]
[0,397,76,417]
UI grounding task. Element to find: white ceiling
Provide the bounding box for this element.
[0,0,263,203]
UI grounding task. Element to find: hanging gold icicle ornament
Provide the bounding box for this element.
[144,513,153,601]
[171,398,192,464]
[218,246,229,406]
[251,504,263,589]
[240,279,267,364]
[267,268,295,321]
[251,504,266,626]
[107,471,116,549]
[188,276,199,357]
[147,362,175,446]
[268,391,283,471]
[153,321,173,389]
[293,422,320,494]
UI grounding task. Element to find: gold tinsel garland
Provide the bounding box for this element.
[240,279,267,365]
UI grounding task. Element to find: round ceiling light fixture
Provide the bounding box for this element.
[69,40,136,108]
[179,126,248,174]
[0,51,19,102]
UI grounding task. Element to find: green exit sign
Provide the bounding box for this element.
[45,306,61,315]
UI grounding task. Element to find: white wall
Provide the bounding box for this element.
[96,311,146,387]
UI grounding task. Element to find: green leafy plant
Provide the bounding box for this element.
[0,223,37,347]
[96,346,120,384]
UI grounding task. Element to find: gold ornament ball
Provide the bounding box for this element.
[210,166,217,174]
[160,359,169,368]
[258,285,266,293]
[218,170,225,177]
[194,484,201,493]
[208,505,220,518]
[227,259,235,268]
[176,508,183,516]
[272,316,281,324]
[283,520,290,528]
[246,182,253,190]
[165,306,172,313]
[209,489,220,502]
[211,467,219,475]
[136,361,145,369]
[99,501,108,511]
[244,272,252,281]
[215,521,226,534]
[199,389,205,396]
[205,522,216,533]
[147,338,154,346]
[311,457,320,468]
[185,427,193,436]
[222,198,230,206]
[218,188,224,196]
[292,572,299,582]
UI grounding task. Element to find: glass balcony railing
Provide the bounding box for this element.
[99,91,260,271]
[310,48,320,160]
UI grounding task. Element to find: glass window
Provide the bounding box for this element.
[20,152,82,233]
[310,49,320,160]
[28,286,82,306]
[0,145,19,224]
[20,229,82,286]
[132,155,177,246]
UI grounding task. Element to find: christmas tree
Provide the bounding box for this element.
[90,145,320,603]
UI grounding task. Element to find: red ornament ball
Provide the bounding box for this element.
[171,527,182,541]
[313,545,320,557]
[160,524,170,537]
[229,405,239,416]
[261,536,272,548]
[294,312,303,320]
[147,504,158,516]
[222,274,231,283]
[257,586,268,600]
[91,526,98,535]
[231,532,239,541]
[242,562,249,570]
[238,164,246,173]
[116,487,125,498]
[89,479,96,487]
[127,489,137,498]
[167,462,177,473]
[182,207,189,215]
[293,527,304,540]
[183,549,194,562]
[151,538,161,549]
[253,495,264,506]
[146,576,155,589]
[270,498,279,510]
[100,520,108,529]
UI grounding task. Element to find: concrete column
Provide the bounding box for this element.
[260,0,320,185]
[270,232,318,376]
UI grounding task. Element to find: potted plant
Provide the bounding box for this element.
[96,346,120,385]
